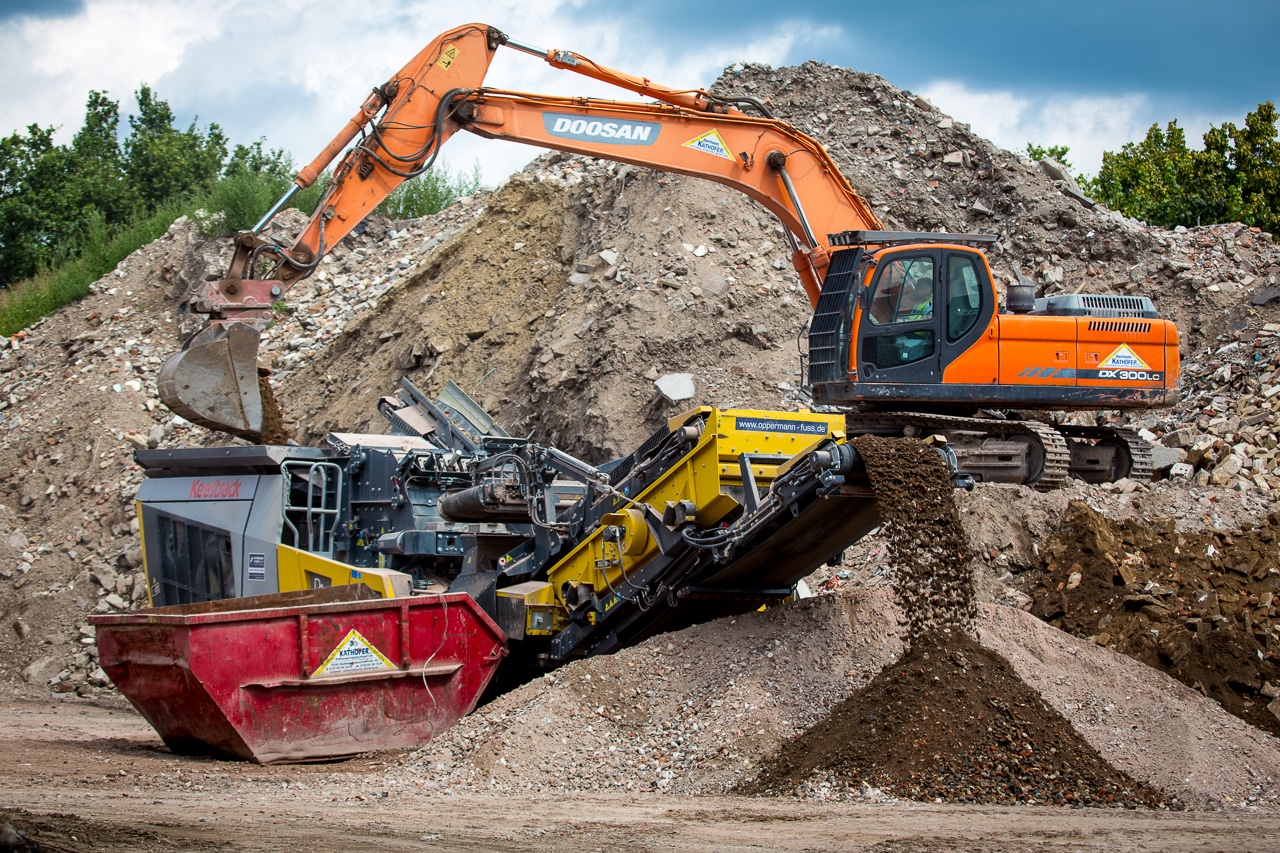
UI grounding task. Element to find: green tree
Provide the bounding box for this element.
[1092,121,1201,227]
[70,90,132,225]
[1092,101,1279,231]
[224,139,293,180]
[123,84,227,209]
[0,124,80,285]
[1025,143,1073,172]
[1220,102,1280,232]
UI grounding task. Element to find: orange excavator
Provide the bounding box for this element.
[157,23,1180,489]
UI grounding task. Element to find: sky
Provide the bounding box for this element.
[1,0,1276,187]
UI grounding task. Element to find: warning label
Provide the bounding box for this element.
[312,629,396,677]
[1098,344,1150,371]
[683,129,734,160]
[437,45,459,71]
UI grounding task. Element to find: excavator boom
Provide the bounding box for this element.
[157,23,880,440]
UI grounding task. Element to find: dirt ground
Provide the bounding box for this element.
[2,698,1277,853]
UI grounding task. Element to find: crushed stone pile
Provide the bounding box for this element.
[738,629,1169,808]
[1022,500,1280,737]
[980,603,1280,808]
[395,588,904,795]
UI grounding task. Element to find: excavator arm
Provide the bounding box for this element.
[158,22,880,440]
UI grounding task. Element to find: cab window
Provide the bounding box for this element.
[868,256,935,326]
[946,254,983,341]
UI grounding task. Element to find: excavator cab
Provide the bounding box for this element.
[853,244,995,393]
[807,231,1001,406]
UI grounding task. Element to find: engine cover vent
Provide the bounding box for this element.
[1033,294,1158,319]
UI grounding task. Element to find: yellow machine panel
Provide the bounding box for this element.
[276,545,412,599]
[542,408,847,626]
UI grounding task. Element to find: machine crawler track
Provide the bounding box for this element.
[847,413,1084,491]
[1056,424,1155,484]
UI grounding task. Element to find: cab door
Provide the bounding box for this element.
[856,250,942,384]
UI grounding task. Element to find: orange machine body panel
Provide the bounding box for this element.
[821,242,1180,411]
[939,319,999,385]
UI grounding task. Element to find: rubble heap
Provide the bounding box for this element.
[384,587,1280,807]
[1155,326,1280,493]
[1022,500,1280,737]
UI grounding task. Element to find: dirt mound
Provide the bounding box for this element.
[1022,500,1280,736]
[853,436,974,642]
[397,587,905,795]
[740,629,1169,808]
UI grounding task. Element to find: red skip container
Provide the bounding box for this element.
[90,587,508,763]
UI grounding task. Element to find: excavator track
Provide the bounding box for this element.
[1055,424,1155,483]
[846,412,1072,491]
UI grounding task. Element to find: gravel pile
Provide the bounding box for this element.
[739,629,1170,808]
[394,588,904,795]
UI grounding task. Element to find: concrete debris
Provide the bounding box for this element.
[654,373,695,402]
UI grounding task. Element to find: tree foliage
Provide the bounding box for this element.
[378,160,482,219]
[1091,101,1279,232]
[0,123,77,283]
[1025,143,1074,172]
[0,86,232,288]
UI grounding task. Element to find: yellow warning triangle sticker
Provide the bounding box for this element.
[683,129,734,161]
[437,45,460,71]
[312,629,396,677]
[1098,343,1151,371]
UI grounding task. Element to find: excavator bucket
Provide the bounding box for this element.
[157,322,265,442]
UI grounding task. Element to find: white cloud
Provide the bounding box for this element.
[1,0,830,186]
[0,0,222,136]
[919,80,1158,176]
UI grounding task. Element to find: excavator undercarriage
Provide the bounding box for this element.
[845,413,1153,490]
